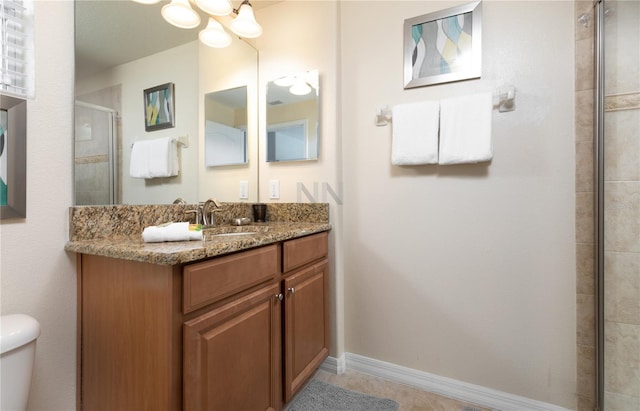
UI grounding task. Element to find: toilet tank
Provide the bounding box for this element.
[1,314,41,411]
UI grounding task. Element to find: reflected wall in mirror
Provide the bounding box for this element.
[266,70,319,163]
[205,86,248,167]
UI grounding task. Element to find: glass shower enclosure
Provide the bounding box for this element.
[595,0,640,409]
[74,101,118,205]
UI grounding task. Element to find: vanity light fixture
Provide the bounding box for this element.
[199,17,232,48]
[135,0,263,47]
[229,0,263,38]
[195,0,233,16]
[161,0,201,29]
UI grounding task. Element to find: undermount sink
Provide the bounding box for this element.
[203,225,269,240]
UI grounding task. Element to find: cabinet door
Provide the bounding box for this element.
[184,283,282,411]
[283,259,329,401]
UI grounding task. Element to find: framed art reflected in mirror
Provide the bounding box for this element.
[0,94,27,220]
[144,82,175,132]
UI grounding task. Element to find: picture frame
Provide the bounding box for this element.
[404,0,482,89]
[143,82,175,131]
[0,94,27,220]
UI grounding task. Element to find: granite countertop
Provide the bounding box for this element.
[65,221,331,266]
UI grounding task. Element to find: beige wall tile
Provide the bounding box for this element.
[577,243,595,295]
[604,391,640,410]
[575,2,594,42]
[576,90,594,142]
[576,37,595,92]
[576,192,595,244]
[604,109,640,182]
[577,293,596,346]
[576,139,594,193]
[605,182,640,253]
[605,251,640,325]
[604,321,640,397]
[577,344,596,398]
[577,394,595,411]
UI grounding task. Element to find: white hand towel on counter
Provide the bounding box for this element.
[129,136,179,179]
[438,92,493,165]
[142,222,203,243]
[391,101,440,165]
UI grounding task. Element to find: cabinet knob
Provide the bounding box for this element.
[275,293,283,301]
[288,287,295,294]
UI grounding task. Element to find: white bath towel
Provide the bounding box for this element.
[391,101,440,165]
[142,222,203,243]
[129,137,179,179]
[438,92,493,165]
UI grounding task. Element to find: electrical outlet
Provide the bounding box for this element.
[239,180,249,199]
[269,179,280,199]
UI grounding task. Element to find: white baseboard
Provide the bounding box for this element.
[322,353,571,411]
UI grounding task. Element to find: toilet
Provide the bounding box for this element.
[1,314,41,411]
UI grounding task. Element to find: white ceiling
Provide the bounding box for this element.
[75,0,278,80]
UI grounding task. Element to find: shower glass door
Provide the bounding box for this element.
[74,101,117,205]
[602,0,640,409]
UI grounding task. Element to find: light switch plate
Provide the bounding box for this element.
[269,179,280,199]
[239,180,249,199]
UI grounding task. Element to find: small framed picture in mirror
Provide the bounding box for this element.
[0,94,27,219]
[143,82,175,131]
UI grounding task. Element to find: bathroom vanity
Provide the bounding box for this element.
[66,204,330,411]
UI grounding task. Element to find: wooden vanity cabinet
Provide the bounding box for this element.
[77,232,329,411]
[281,232,330,402]
[182,245,281,411]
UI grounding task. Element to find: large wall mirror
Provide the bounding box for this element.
[266,70,319,162]
[74,0,259,205]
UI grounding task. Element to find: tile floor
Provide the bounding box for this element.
[297,369,493,411]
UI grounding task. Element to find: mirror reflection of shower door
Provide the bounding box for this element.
[74,102,117,205]
[601,0,640,409]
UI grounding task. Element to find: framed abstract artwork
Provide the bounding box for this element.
[144,82,175,131]
[0,94,27,220]
[404,1,482,89]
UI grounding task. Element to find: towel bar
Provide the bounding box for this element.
[375,86,516,126]
[130,134,189,149]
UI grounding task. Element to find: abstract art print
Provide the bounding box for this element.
[0,94,27,220]
[404,1,482,89]
[144,82,175,131]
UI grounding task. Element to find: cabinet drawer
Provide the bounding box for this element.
[183,245,278,314]
[282,232,328,273]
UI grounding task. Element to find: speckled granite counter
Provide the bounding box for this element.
[65,203,330,265]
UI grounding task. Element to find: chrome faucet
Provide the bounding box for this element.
[202,198,222,227]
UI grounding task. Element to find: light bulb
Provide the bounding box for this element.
[230,1,263,38]
[161,0,201,29]
[195,0,232,16]
[132,0,162,4]
[199,18,232,48]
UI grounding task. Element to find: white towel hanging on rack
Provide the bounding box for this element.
[129,136,180,179]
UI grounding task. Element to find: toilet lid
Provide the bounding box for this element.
[0,314,41,355]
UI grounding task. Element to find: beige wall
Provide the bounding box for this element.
[0,1,76,410]
[341,1,576,409]
[256,0,345,357]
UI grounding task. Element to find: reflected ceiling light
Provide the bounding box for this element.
[199,18,233,48]
[273,76,296,87]
[195,0,233,16]
[289,77,312,96]
[161,0,201,29]
[138,0,263,48]
[229,0,263,38]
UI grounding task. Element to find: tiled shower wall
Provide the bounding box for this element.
[575,1,640,410]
